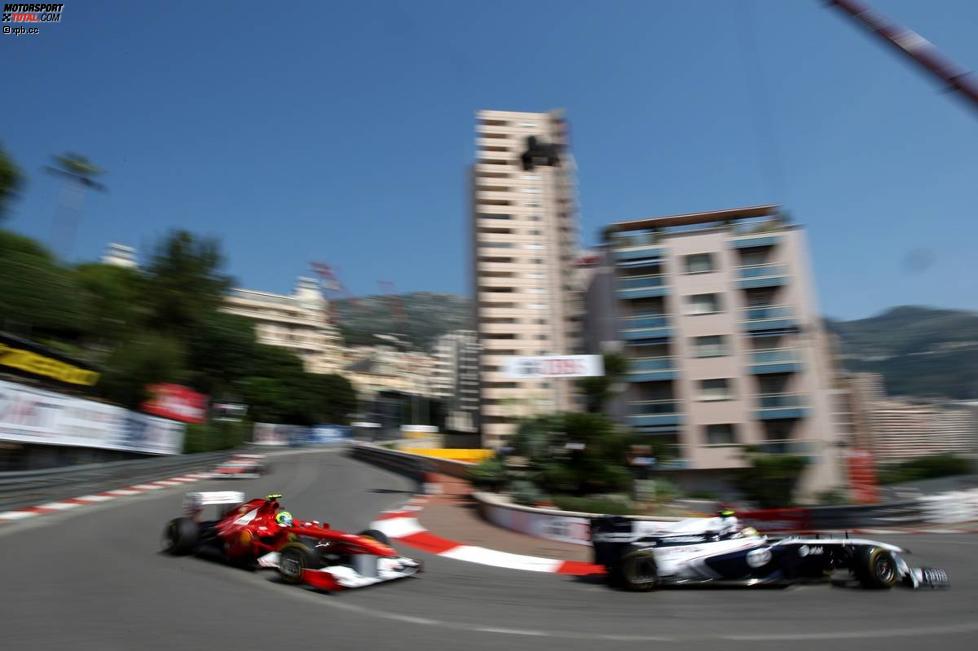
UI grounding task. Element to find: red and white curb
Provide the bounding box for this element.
[369,497,604,576]
[0,472,213,523]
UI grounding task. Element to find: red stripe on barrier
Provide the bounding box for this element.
[396,531,460,555]
[556,560,605,576]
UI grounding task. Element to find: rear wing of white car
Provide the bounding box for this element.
[183,491,245,517]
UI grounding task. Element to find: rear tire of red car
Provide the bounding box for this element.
[357,529,391,546]
[278,542,322,585]
[163,517,199,555]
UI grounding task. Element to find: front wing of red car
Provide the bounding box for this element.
[257,552,422,590]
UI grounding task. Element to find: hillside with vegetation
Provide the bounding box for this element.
[334,292,473,350]
[828,306,978,400]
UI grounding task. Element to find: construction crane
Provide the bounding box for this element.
[310,261,355,325]
[827,0,978,113]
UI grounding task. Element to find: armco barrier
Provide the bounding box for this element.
[473,491,681,546]
[919,488,978,524]
[348,441,473,482]
[0,451,230,511]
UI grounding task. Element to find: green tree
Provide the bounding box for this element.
[74,263,146,349]
[0,230,87,340]
[185,311,260,397]
[577,352,628,413]
[145,230,231,335]
[736,446,809,508]
[513,412,632,496]
[97,332,187,408]
[0,145,24,220]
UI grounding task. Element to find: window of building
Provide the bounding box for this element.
[684,253,716,274]
[705,424,738,445]
[699,379,733,401]
[479,213,512,220]
[482,241,514,248]
[686,293,722,315]
[693,335,729,358]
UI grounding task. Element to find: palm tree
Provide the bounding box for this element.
[0,144,24,221]
[46,152,107,259]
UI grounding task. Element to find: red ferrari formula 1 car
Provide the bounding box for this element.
[162,492,421,590]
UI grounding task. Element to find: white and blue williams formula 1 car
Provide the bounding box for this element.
[591,513,950,592]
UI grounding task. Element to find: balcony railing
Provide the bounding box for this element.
[737,263,787,279]
[741,305,796,331]
[630,399,681,415]
[617,274,666,290]
[750,348,800,365]
[623,314,668,329]
[756,393,807,409]
[628,357,675,374]
[754,439,815,456]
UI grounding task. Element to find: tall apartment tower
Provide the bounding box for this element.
[471,109,581,449]
[585,206,844,497]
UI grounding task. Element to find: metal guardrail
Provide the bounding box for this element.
[348,441,473,484]
[0,451,231,511]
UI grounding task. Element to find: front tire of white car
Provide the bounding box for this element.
[617,549,659,592]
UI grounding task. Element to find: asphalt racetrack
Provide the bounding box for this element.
[2,449,976,651]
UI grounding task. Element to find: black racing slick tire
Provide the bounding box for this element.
[357,529,391,546]
[277,542,322,585]
[854,546,898,589]
[617,549,659,592]
[163,517,199,556]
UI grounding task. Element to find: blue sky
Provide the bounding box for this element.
[2,0,976,320]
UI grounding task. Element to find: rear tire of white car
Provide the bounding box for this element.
[162,517,198,556]
[617,549,659,592]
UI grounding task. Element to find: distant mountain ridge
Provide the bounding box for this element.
[333,292,473,351]
[334,295,978,400]
[828,306,978,400]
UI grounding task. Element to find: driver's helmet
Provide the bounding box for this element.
[275,511,293,528]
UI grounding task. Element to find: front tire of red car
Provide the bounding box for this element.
[358,529,391,546]
[162,518,199,556]
[278,543,319,585]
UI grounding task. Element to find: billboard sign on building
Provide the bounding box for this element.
[503,355,604,379]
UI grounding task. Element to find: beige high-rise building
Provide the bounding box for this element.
[471,109,581,449]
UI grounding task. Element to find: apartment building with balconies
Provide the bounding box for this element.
[585,205,844,497]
